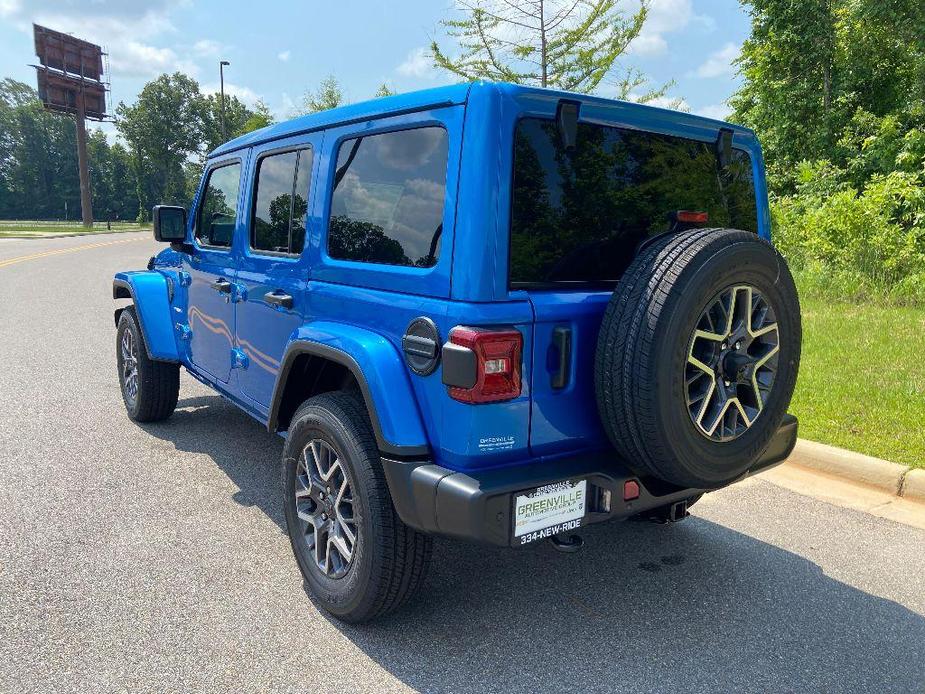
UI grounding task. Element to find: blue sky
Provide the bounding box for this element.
[0,0,751,139]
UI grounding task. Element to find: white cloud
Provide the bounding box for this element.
[695,103,732,121]
[397,46,433,78]
[626,0,714,57]
[203,81,261,107]
[277,50,291,62]
[695,43,740,78]
[193,39,223,57]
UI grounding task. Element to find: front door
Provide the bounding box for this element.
[186,159,244,383]
[235,138,318,407]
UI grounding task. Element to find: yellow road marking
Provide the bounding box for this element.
[0,236,146,270]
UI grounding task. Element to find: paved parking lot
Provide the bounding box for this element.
[1,233,923,693]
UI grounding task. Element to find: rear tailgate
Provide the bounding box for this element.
[527,291,611,456]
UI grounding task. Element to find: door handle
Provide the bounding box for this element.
[551,326,571,389]
[264,290,294,310]
[210,278,232,293]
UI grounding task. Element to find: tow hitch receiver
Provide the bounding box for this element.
[643,499,691,524]
[549,533,583,553]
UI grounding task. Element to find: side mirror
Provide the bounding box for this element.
[152,205,187,243]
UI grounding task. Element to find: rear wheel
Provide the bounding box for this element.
[595,228,801,489]
[116,307,179,422]
[283,392,432,623]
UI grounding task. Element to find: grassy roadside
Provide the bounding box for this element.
[792,283,925,468]
[0,220,150,238]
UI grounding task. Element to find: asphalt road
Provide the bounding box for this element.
[1,232,923,693]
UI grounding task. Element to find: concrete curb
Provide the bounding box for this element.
[786,439,922,502]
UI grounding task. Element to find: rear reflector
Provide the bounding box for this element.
[446,326,523,403]
[623,480,640,501]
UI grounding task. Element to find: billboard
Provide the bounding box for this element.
[33,24,108,121]
[36,69,108,120]
[34,24,104,81]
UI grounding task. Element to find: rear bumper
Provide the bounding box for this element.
[382,414,798,547]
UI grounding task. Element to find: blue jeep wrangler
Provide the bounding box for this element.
[113,82,800,622]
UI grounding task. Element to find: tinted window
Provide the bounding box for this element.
[328,127,448,267]
[510,119,758,286]
[196,163,241,248]
[252,149,312,255]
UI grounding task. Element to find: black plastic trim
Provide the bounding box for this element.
[441,342,477,388]
[381,415,798,546]
[267,340,430,458]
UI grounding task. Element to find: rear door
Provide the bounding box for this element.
[510,114,759,456]
[235,136,320,408]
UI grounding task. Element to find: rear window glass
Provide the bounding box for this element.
[510,118,757,287]
[327,127,448,268]
[251,148,312,255]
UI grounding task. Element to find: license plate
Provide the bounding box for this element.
[513,479,587,545]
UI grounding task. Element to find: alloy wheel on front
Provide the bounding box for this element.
[294,439,358,579]
[120,328,139,404]
[684,284,780,442]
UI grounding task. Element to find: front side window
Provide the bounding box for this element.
[251,148,312,255]
[196,162,241,248]
[327,127,448,268]
[510,118,758,286]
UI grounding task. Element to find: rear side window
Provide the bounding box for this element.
[251,148,312,255]
[327,127,448,268]
[509,119,757,287]
[196,162,241,248]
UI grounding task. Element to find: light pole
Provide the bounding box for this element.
[219,60,230,142]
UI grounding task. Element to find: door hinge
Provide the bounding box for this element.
[176,323,192,341]
[178,271,192,287]
[231,347,249,369]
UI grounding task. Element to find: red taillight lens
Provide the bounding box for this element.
[448,326,523,403]
[676,210,709,223]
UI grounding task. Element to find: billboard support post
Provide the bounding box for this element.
[74,94,92,227]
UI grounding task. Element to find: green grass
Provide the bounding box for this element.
[792,289,925,468]
[0,220,150,238]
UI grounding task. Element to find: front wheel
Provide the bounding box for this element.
[116,307,179,422]
[283,392,432,623]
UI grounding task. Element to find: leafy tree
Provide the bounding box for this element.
[300,76,345,114]
[116,73,205,220]
[374,83,396,98]
[430,0,666,99]
[200,92,254,153]
[0,79,78,219]
[243,99,275,132]
[731,0,925,190]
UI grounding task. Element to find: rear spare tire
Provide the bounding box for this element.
[594,228,801,489]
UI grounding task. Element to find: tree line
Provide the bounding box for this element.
[732,0,925,302]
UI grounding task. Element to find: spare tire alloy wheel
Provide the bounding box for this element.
[294,439,358,579]
[686,285,780,442]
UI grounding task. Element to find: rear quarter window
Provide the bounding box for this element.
[327,126,448,268]
[509,118,757,287]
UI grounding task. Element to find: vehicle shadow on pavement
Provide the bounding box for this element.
[343,522,925,693]
[142,394,288,532]
[145,394,925,693]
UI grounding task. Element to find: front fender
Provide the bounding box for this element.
[113,271,179,362]
[269,322,429,457]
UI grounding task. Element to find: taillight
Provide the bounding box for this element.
[675,210,709,224]
[444,326,523,403]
